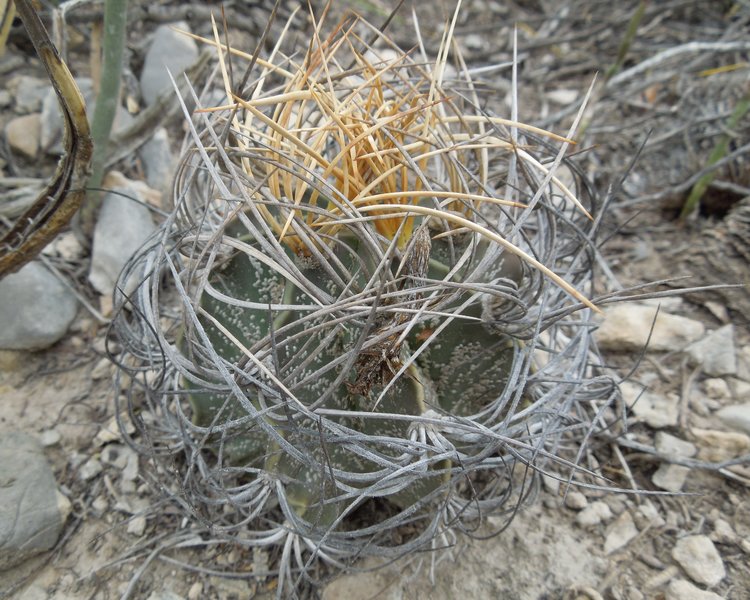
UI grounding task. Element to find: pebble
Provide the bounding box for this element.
[715,403,750,436]
[188,582,203,600]
[671,535,725,587]
[138,127,175,199]
[635,501,665,529]
[686,325,737,377]
[145,590,182,600]
[651,463,690,492]
[4,113,41,158]
[710,518,737,545]
[692,428,750,462]
[89,175,157,296]
[91,357,113,380]
[654,432,696,458]
[0,261,79,350]
[595,303,705,352]
[127,515,147,537]
[0,89,11,108]
[666,579,724,600]
[0,432,70,569]
[91,496,108,515]
[621,382,679,428]
[78,458,103,481]
[604,511,638,555]
[12,75,49,113]
[39,429,62,447]
[140,22,199,106]
[564,490,588,510]
[547,89,579,105]
[703,378,730,400]
[575,501,612,527]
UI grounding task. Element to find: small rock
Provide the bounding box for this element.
[671,535,725,587]
[686,325,737,377]
[542,474,560,495]
[595,303,705,352]
[655,432,697,458]
[703,378,730,400]
[5,113,42,158]
[101,444,129,469]
[140,22,199,106]
[547,89,579,105]
[716,403,750,436]
[41,231,84,261]
[666,579,724,600]
[692,428,750,462]
[564,490,588,510]
[0,261,78,350]
[710,518,737,545]
[91,496,108,515]
[0,90,11,108]
[127,515,147,537]
[188,582,203,600]
[39,429,62,447]
[604,511,638,555]
[0,432,70,569]
[635,501,665,529]
[123,451,139,482]
[138,127,174,199]
[652,463,690,492]
[12,75,49,113]
[621,382,679,428]
[89,176,157,296]
[91,357,113,380]
[463,33,486,52]
[576,501,612,527]
[78,458,103,481]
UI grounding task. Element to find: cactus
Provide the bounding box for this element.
[112,4,608,596]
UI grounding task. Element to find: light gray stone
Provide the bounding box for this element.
[651,463,690,492]
[575,501,612,528]
[564,490,588,510]
[89,183,156,296]
[703,378,730,400]
[0,261,78,350]
[12,75,49,113]
[79,458,103,481]
[604,511,638,555]
[655,432,697,459]
[4,113,41,159]
[621,382,679,429]
[39,429,61,447]
[140,22,199,106]
[138,127,175,197]
[686,325,737,377]
[666,579,724,600]
[716,403,750,436]
[671,535,725,587]
[595,303,705,352]
[0,432,69,569]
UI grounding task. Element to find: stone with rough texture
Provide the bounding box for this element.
[604,511,638,555]
[0,261,78,350]
[140,22,198,105]
[564,490,588,510]
[0,432,69,569]
[621,382,679,428]
[666,579,724,600]
[671,535,725,587]
[89,178,157,296]
[575,501,613,528]
[595,303,705,352]
[692,428,750,462]
[686,325,737,377]
[12,75,48,113]
[655,432,697,458]
[5,113,41,159]
[652,463,690,492]
[138,127,175,197]
[716,403,750,436]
